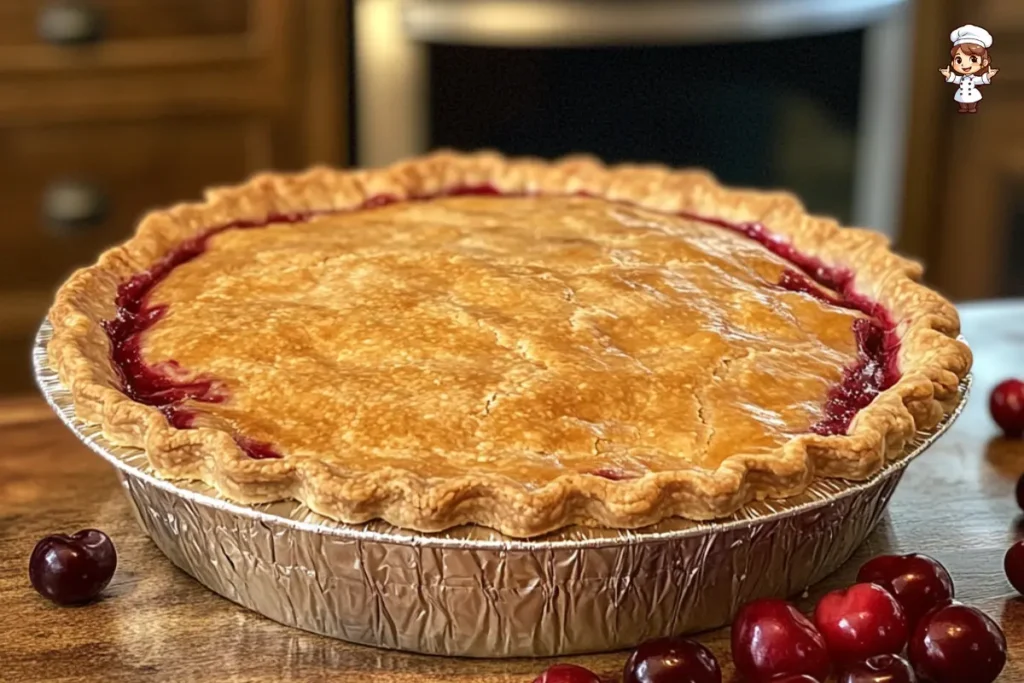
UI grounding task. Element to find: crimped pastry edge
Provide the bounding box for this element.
[47,150,971,538]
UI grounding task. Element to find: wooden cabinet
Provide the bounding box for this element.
[0,118,263,290]
[899,0,1024,300]
[0,1,251,47]
[0,0,347,394]
[930,96,1024,299]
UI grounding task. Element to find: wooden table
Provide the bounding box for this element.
[2,300,1023,682]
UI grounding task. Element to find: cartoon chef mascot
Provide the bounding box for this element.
[940,24,998,114]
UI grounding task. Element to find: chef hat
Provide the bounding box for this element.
[950,24,993,49]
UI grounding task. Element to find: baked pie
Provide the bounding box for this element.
[48,152,970,537]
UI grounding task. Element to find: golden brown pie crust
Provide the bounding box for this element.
[47,151,971,537]
[133,193,869,484]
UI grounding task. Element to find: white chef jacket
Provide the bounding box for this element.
[946,71,991,103]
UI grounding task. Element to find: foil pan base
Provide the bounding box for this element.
[34,322,969,658]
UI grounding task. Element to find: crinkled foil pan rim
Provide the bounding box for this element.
[33,320,971,550]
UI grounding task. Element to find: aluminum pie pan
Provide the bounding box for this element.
[33,320,970,657]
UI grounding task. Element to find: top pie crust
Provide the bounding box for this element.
[47,151,970,537]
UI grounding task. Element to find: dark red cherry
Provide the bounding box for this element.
[856,554,954,628]
[623,636,721,683]
[814,583,908,663]
[29,529,117,605]
[837,654,916,683]
[532,663,601,683]
[907,603,1006,683]
[1004,540,1024,594]
[1015,472,1024,512]
[731,599,830,683]
[769,676,821,683]
[990,378,1024,437]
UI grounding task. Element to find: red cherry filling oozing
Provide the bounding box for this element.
[697,217,899,436]
[591,467,640,481]
[102,213,323,461]
[103,188,899,461]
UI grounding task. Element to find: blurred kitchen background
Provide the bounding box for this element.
[0,0,1019,395]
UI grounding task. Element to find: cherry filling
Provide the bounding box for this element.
[103,185,899,462]
[103,212,321,460]
[772,268,899,436]
[590,467,637,481]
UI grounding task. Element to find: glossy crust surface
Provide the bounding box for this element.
[48,151,971,537]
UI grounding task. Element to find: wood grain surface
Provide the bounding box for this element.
[2,301,1023,682]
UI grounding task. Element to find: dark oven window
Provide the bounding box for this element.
[1003,185,1024,297]
[428,31,864,222]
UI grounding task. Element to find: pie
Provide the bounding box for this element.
[47,151,970,537]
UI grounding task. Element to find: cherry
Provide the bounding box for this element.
[29,529,117,605]
[837,654,916,683]
[623,636,721,683]
[532,664,601,683]
[907,603,1006,683]
[769,677,821,683]
[731,599,830,683]
[856,554,954,628]
[814,583,908,663]
[1004,540,1024,594]
[1016,472,1024,512]
[990,378,1024,437]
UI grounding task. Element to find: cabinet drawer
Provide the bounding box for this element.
[0,117,266,294]
[0,0,250,48]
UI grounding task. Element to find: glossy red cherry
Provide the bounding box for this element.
[856,554,954,628]
[731,599,830,683]
[990,378,1024,437]
[769,676,821,683]
[814,583,908,663]
[1004,540,1024,594]
[837,654,916,683]
[623,636,721,683]
[907,603,1006,683]
[532,663,601,683]
[29,529,117,605]
[1016,472,1024,512]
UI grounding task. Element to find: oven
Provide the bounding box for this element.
[353,0,911,237]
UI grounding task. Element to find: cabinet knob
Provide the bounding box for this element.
[37,1,104,46]
[42,180,108,232]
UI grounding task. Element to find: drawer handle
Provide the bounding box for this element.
[37,1,104,46]
[42,181,108,231]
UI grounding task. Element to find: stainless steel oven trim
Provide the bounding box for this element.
[355,0,429,170]
[399,0,907,47]
[852,4,911,238]
[355,0,910,238]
